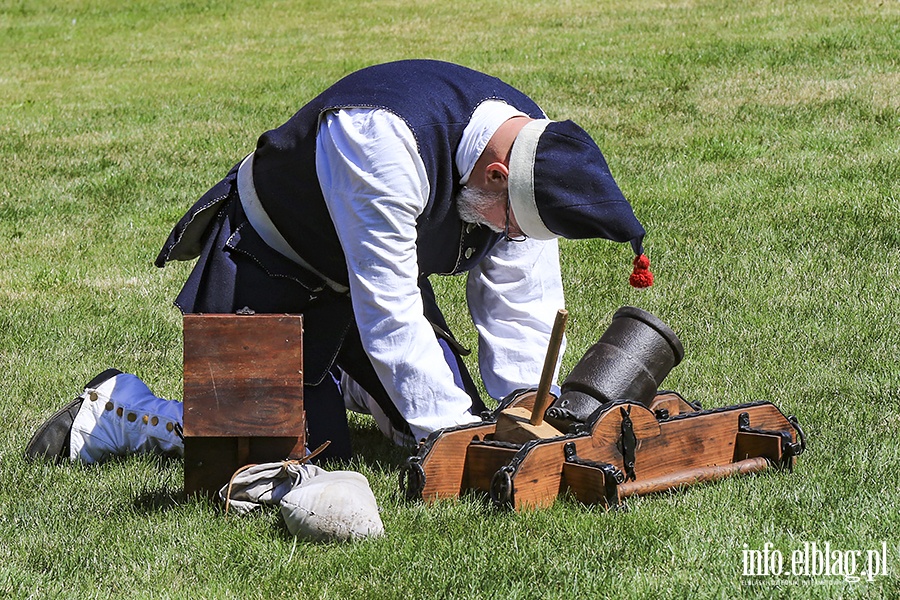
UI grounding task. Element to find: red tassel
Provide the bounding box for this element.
[629,254,654,288]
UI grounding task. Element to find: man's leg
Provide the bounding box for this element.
[302,374,352,459]
[30,174,355,463]
[25,370,184,464]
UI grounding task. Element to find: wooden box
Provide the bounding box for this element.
[182,314,306,497]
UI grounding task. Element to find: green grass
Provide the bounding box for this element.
[2,0,899,598]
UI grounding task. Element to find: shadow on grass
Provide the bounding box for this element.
[339,419,414,471]
[132,485,188,512]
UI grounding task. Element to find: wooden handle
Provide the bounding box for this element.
[616,457,770,499]
[530,309,569,426]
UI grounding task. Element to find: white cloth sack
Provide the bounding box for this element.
[219,461,384,542]
[280,470,384,542]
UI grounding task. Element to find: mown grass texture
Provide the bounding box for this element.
[1,1,899,598]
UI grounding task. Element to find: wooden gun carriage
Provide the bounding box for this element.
[400,307,806,511]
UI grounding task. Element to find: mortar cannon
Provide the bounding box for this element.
[400,306,805,510]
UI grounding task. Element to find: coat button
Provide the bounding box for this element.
[89,391,99,402]
[464,247,474,259]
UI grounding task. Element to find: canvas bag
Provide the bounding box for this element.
[219,455,384,542]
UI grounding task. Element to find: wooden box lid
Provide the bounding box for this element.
[183,314,304,438]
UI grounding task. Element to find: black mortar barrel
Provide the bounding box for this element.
[545,306,684,428]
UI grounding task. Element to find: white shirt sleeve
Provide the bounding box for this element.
[315,108,480,442]
[466,237,566,400]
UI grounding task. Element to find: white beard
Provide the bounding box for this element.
[456,186,505,233]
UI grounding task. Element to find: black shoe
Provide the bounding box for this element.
[25,369,123,462]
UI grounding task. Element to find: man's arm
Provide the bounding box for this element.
[315,108,480,443]
[466,237,566,400]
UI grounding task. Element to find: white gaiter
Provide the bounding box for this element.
[69,373,184,464]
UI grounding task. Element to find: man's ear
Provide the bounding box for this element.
[484,161,509,191]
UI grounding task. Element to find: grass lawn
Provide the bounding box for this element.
[1,0,898,598]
